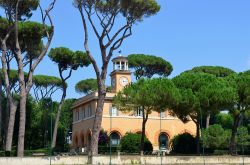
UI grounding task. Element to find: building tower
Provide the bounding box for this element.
[110,55,131,93]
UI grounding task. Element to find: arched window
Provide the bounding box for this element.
[110,132,121,146]
[158,133,168,150]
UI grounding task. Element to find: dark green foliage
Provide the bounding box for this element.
[127,54,173,79]
[75,78,97,95]
[97,130,111,154]
[33,75,62,88]
[98,130,109,146]
[54,99,75,152]
[0,18,49,55]
[23,98,74,151]
[0,69,28,86]
[114,78,180,113]
[225,71,250,154]
[75,0,160,22]
[186,66,235,77]
[215,113,233,129]
[114,78,180,153]
[49,47,91,71]
[172,72,237,121]
[170,133,196,154]
[226,72,250,115]
[237,126,250,150]
[202,124,231,150]
[244,70,250,75]
[120,133,152,153]
[0,0,39,20]
[172,72,237,154]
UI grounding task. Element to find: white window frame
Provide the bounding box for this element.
[135,108,143,117]
[160,111,165,118]
[110,107,118,116]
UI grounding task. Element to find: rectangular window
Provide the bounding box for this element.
[110,107,118,116]
[80,108,83,120]
[160,112,165,118]
[89,105,92,116]
[87,105,92,117]
[83,107,85,119]
[73,111,76,122]
[77,110,79,120]
[135,107,143,117]
[111,138,120,146]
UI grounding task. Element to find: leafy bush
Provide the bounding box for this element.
[202,124,230,150]
[98,130,109,146]
[237,126,250,151]
[170,132,196,154]
[120,132,152,153]
[215,113,233,129]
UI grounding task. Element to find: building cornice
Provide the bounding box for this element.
[71,92,115,109]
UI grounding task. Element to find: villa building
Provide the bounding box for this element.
[71,55,196,152]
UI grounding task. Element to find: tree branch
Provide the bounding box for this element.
[26,0,56,93]
[78,4,102,93]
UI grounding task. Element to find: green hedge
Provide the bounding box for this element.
[170,133,196,154]
[98,146,120,154]
[120,132,153,154]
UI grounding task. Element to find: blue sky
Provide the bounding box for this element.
[3,0,250,100]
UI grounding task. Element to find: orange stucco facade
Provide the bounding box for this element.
[71,56,196,152]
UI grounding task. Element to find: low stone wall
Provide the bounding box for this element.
[94,155,250,164]
[0,155,249,165]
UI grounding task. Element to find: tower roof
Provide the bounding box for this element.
[112,56,128,62]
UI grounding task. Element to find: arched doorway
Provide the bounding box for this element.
[158,133,169,150]
[110,132,121,146]
[73,134,78,148]
[80,133,85,147]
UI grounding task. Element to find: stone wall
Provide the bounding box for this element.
[0,155,249,165]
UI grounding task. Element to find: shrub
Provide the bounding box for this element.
[120,132,153,153]
[98,130,109,146]
[202,124,231,150]
[237,126,250,151]
[215,113,233,129]
[170,132,196,154]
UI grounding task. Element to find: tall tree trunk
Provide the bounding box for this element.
[52,86,66,148]
[3,100,9,149]
[229,113,241,155]
[5,101,17,153]
[1,33,18,153]
[196,122,200,154]
[140,109,148,155]
[17,88,27,157]
[16,23,28,157]
[90,90,106,157]
[206,113,210,129]
[0,77,2,147]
